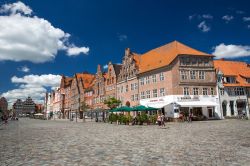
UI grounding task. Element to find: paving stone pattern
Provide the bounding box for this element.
[1,119,250,166]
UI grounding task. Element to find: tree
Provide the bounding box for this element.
[80,101,89,120]
[104,97,121,109]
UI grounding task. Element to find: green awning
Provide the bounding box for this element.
[132,105,158,111]
[109,106,133,112]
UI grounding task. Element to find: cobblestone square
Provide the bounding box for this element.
[1,119,250,166]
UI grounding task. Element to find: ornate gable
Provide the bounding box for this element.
[118,48,139,82]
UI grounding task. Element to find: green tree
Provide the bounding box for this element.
[80,101,89,120]
[104,97,121,109]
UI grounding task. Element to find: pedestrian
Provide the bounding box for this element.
[157,114,161,126]
[161,114,165,127]
[189,112,193,123]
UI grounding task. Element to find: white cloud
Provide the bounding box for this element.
[0,1,89,63]
[222,15,234,22]
[67,45,89,56]
[247,25,250,29]
[0,1,32,15]
[103,64,108,69]
[1,74,61,106]
[202,14,213,19]
[243,17,250,22]
[212,43,250,59]
[18,66,30,72]
[198,21,210,32]
[118,34,128,41]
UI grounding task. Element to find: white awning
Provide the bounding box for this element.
[176,101,218,107]
[144,102,171,109]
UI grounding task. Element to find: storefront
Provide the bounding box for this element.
[140,95,221,119]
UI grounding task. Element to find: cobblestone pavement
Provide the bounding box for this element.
[1,119,250,166]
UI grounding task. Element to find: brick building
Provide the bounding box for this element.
[138,41,219,119]
[116,48,140,107]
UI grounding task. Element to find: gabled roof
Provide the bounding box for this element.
[214,59,250,87]
[139,40,212,73]
[75,73,95,89]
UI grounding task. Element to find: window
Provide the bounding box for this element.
[146,90,151,98]
[140,77,145,86]
[190,70,196,79]
[135,94,139,101]
[202,88,208,95]
[193,88,199,95]
[159,72,164,81]
[126,85,128,92]
[146,76,150,84]
[152,74,157,83]
[159,88,165,96]
[204,59,209,66]
[183,87,189,95]
[134,83,138,90]
[153,89,158,97]
[131,83,134,91]
[180,70,188,80]
[131,95,135,101]
[120,86,123,93]
[141,91,145,99]
[235,87,245,96]
[211,88,214,95]
[219,88,224,96]
[199,71,205,80]
[225,77,236,83]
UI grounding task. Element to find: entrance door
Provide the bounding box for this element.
[222,101,227,116]
[208,107,214,118]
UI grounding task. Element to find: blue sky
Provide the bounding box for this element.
[0,0,250,105]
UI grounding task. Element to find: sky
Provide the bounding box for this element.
[0,0,250,106]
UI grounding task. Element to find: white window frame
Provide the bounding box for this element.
[153,89,158,98]
[190,70,196,80]
[183,87,189,95]
[202,88,208,95]
[193,88,199,95]
[146,90,151,99]
[199,71,205,80]
[152,74,157,83]
[159,72,164,81]
[159,88,165,96]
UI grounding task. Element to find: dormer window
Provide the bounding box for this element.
[225,77,236,83]
[246,78,250,83]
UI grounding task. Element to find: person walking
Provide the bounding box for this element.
[161,114,165,127]
[189,112,193,123]
[157,114,161,126]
